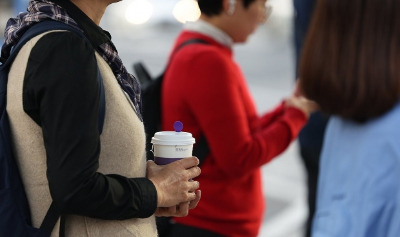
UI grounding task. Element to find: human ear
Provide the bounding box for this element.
[225,0,236,15]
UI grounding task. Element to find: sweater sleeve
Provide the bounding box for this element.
[176,47,307,177]
[258,102,308,140]
[23,31,157,219]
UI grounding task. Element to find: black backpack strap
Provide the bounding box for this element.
[59,215,66,237]
[6,20,106,235]
[134,38,211,164]
[9,20,105,134]
[134,38,210,79]
[8,21,82,63]
[39,202,59,234]
[172,39,211,165]
[174,38,209,53]
[133,62,152,85]
[168,39,212,165]
[39,202,67,236]
[133,38,210,90]
[192,135,210,166]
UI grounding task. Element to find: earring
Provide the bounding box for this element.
[227,0,236,15]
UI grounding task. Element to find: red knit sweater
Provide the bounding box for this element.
[161,31,307,237]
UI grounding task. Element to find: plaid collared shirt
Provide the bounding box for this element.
[1,0,142,120]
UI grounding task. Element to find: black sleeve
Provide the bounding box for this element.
[23,31,157,219]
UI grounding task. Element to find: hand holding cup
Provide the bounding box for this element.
[147,157,201,216]
[147,121,201,217]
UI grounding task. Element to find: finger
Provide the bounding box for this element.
[181,189,197,202]
[174,156,199,169]
[146,160,159,180]
[187,180,200,192]
[185,166,201,180]
[189,190,201,209]
[175,202,190,217]
[154,207,166,216]
[154,207,167,217]
[155,206,176,217]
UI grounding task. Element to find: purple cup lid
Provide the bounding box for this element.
[173,121,183,132]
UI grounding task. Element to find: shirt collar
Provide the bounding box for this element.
[51,0,111,48]
[184,19,233,48]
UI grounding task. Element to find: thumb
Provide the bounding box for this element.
[147,160,157,166]
[146,160,159,173]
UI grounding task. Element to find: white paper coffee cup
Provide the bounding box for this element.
[151,131,196,165]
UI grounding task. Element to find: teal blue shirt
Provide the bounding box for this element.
[313,102,400,237]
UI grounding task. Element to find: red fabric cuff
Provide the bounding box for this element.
[282,106,308,140]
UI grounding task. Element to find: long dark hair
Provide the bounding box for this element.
[299,0,400,122]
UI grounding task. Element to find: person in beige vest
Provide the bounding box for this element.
[1,0,201,236]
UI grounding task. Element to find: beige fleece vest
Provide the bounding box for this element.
[6,31,157,237]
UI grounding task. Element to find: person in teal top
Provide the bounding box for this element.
[297,0,400,236]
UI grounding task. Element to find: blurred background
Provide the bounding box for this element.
[1,0,308,236]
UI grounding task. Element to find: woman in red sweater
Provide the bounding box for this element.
[162,0,316,236]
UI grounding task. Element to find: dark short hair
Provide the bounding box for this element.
[299,0,400,122]
[197,0,256,16]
